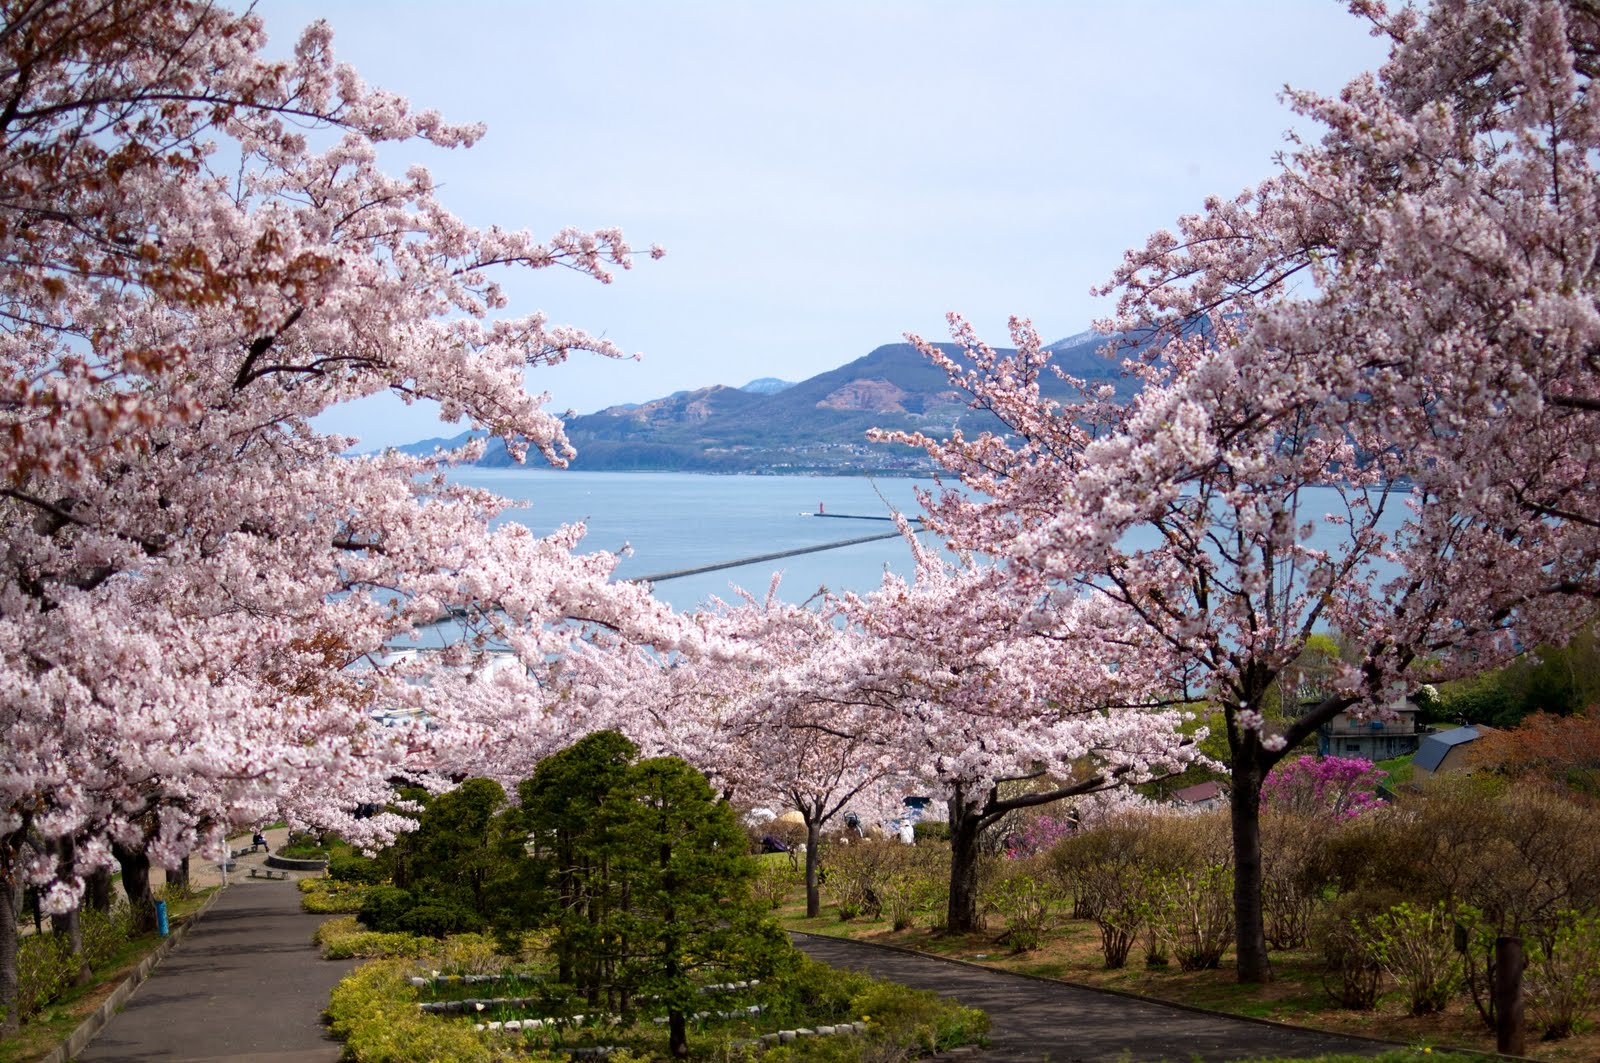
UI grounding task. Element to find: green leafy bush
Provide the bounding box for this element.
[1050,823,1144,968]
[81,901,134,968]
[1167,864,1234,971]
[825,840,895,921]
[328,853,387,884]
[315,915,428,960]
[852,981,989,1056]
[298,876,370,913]
[750,858,796,911]
[1366,901,1463,1015]
[357,884,415,932]
[752,1035,865,1063]
[1526,912,1600,1039]
[14,931,77,1022]
[325,957,493,1063]
[1313,893,1396,1010]
[911,820,949,843]
[397,901,483,938]
[984,868,1053,952]
[762,953,875,1027]
[278,836,333,860]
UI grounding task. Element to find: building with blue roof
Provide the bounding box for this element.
[1412,725,1493,779]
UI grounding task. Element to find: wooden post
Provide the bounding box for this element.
[1493,935,1525,1056]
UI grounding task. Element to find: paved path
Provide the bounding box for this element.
[74,880,1397,1063]
[793,934,1393,1063]
[75,881,352,1063]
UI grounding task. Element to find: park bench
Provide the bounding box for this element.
[248,867,288,880]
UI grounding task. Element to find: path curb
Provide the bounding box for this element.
[40,887,225,1063]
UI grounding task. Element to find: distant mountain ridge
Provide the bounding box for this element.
[394,332,1133,474]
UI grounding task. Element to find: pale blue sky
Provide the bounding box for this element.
[260,2,1391,449]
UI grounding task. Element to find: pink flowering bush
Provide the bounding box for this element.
[1005,815,1077,859]
[1260,756,1387,820]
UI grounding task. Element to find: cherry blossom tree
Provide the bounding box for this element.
[801,532,1199,932]
[0,0,667,1026]
[891,0,1600,983]
[548,582,913,919]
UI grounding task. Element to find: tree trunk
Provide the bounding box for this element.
[1494,935,1526,1055]
[1230,752,1269,983]
[669,1008,688,1059]
[946,791,984,934]
[0,870,19,1036]
[804,819,822,918]
[49,836,89,986]
[113,842,157,934]
[86,867,112,914]
[165,857,189,894]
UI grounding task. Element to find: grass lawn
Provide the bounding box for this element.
[1375,754,1415,788]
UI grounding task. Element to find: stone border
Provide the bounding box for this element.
[39,888,224,1063]
[265,854,328,871]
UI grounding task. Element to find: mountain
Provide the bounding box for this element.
[740,377,794,395]
[394,332,1137,474]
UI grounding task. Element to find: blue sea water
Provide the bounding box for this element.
[451,469,943,612]
[448,469,1409,616]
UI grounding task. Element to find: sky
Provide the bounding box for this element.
[258,1,1393,450]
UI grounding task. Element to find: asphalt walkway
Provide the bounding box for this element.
[792,934,1392,1063]
[75,880,352,1063]
[72,877,1396,1063]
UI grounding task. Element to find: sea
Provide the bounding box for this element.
[451,469,945,613]
[447,469,1411,616]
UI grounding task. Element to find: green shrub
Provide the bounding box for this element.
[751,858,796,911]
[755,954,985,1061]
[298,876,370,913]
[876,868,940,932]
[397,901,483,938]
[81,902,134,968]
[14,931,77,1022]
[984,869,1054,952]
[313,915,360,946]
[1313,893,1395,1010]
[1366,901,1463,1015]
[754,1035,865,1063]
[432,933,502,975]
[912,820,949,843]
[1526,912,1600,1039]
[1050,824,1145,968]
[322,930,428,960]
[1167,864,1234,971]
[328,853,387,885]
[852,981,989,1056]
[825,840,895,921]
[357,884,414,932]
[314,915,428,959]
[763,953,875,1027]
[326,957,493,1063]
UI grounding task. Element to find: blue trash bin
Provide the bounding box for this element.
[155,899,168,936]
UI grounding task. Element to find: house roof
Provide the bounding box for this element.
[1413,725,1482,772]
[1172,781,1226,804]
